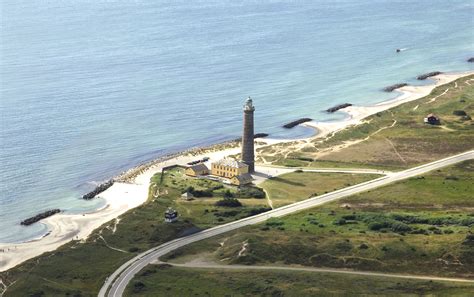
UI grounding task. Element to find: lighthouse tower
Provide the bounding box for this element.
[241,97,255,172]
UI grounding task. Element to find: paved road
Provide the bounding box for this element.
[99,150,474,297]
[170,263,474,283]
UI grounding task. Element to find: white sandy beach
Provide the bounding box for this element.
[0,70,473,272]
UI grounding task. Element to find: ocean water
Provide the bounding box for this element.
[1,0,473,243]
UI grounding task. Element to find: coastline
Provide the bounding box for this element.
[304,71,474,138]
[1,70,473,272]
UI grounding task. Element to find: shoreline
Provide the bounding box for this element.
[1,70,473,272]
[304,70,474,139]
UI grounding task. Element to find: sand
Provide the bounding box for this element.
[304,71,474,138]
[1,70,472,272]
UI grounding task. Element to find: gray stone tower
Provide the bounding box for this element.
[241,97,255,172]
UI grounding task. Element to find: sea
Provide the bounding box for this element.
[1,0,473,243]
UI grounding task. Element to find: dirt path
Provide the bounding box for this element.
[98,236,129,254]
[426,88,449,103]
[263,188,274,209]
[169,262,474,283]
[384,137,407,164]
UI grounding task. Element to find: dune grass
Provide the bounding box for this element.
[260,171,380,207]
[0,169,268,297]
[162,161,474,280]
[260,75,474,169]
[124,265,474,297]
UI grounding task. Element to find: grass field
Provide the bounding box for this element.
[162,161,474,280]
[124,265,474,297]
[0,168,268,297]
[258,75,474,169]
[260,171,380,207]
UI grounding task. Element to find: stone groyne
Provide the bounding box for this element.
[254,133,269,139]
[82,180,114,200]
[417,71,442,80]
[21,209,61,226]
[282,118,312,129]
[383,83,408,92]
[326,103,352,113]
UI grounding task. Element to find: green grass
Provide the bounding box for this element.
[162,161,474,279]
[124,265,474,297]
[260,171,380,207]
[0,169,269,297]
[261,75,474,169]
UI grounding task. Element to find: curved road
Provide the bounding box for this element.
[100,150,474,297]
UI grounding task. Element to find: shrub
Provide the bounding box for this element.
[368,222,387,231]
[297,157,314,162]
[333,218,347,225]
[215,198,242,207]
[462,234,474,245]
[214,210,240,217]
[189,188,213,197]
[266,218,284,227]
[128,247,140,253]
[453,110,467,116]
[342,214,356,220]
[390,222,412,233]
[236,186,265,199]
[133,281,146,293]
[248,207,272,216]
[359,243,369,249]
[223,190,234,198]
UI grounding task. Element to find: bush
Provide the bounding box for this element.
[223,189,234,198]
[214,210,240,217]
[390,222,412,233]
[248,207,272,216]
[236,186,266,199]
[342,214,356,220]
[453,110,467,116]
[191,189,213,197]
[215,198,242,207]
[368,222,388,231]
[133,281,146,293]
[333,218,347,225]
[462,234,474,245]
[297,157,314,162]
[266,218,284,227]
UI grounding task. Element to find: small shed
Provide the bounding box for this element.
[185,163,209,177]
[164,207,178,223]
[231,173,253,186]
[181,192,194,201]
[424,113,440,125]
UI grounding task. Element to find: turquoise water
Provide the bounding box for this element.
[1,1,473,243]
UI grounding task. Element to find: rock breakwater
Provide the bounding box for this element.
[21,209,61,226]
[326,103,352,113]
[282,118,312,129]
[383,83,408,92]
[82,180,114,200]
[417,71,442,80]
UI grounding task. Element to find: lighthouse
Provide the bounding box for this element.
[241,97,255,172]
